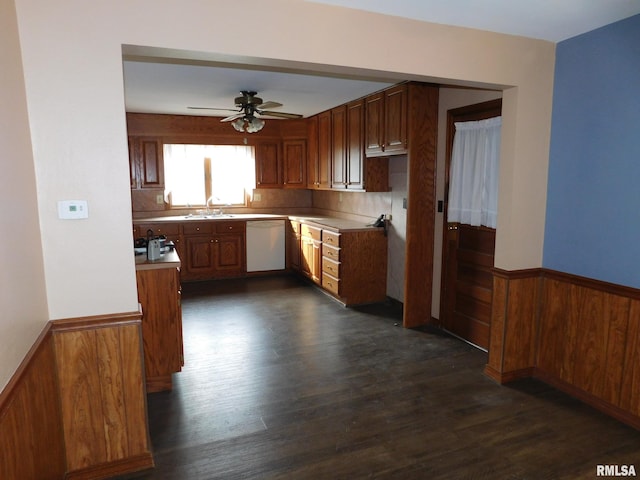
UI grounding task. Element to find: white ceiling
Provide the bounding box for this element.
[123,1,640,120]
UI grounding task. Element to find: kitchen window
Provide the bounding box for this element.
[163,144,256,207]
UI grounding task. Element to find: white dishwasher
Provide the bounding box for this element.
[246,220,286,272]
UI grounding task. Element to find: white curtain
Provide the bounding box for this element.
[447,116,501,229]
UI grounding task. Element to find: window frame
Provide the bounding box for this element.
[162,140,256,209]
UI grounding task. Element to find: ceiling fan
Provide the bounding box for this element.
[188,91,303,133]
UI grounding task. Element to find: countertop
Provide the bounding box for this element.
[133,213,381,233]
[135,249,181,271]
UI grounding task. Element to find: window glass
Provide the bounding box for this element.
[164,144,256,207]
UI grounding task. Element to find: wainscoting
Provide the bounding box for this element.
[486,268,640,430]
[0,312,153,480]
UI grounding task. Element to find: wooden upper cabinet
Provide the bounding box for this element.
[283,139,306,188]
[331,105,347,188]
[255,141,281,188]
[364,83,408,157]
[365,91,385,156]
[316,111,332,189]
[346,99,364,190]
[129,136,164,189]
[384,84,408,155]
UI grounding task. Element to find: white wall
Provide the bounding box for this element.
[386,156,408,302]
[5,0,555,387]
[1,0,49,389]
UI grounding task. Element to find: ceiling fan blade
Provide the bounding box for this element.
[258,110,303,119]
[220,113,244,122]
[257,101,283,110]
[187,106,240,112]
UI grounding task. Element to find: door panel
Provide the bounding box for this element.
[442,224,495,349]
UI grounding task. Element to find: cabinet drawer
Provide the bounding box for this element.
[183,222,214,235]
[301,224,321,241]
[216,221,245,234]
[322,273,340,296]
[137,223,181,236]
[322,244,340,261]
[322,230,340,247]
[322,257,340,278]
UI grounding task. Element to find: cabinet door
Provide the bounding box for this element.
[255,142,281,188]
[184,236,216,279]
[288,221,302,271]
[331,105,347,188]
[129,136,164,189]
[135,266,183,392]
[301,236,321,283]
[139,137,164,189]
[384,84,408,154]
[128,137,138,188]
[213,234,245,276]
[283,139,306,188]
[346,100,364,190]
[365,91,385,156]
[317,110,332,189]
[306,116,319,188]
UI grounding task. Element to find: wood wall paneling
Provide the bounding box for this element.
[52,314,153,479]
[403,83,438,327]
[0,326,66,480]
[489,267,640,430]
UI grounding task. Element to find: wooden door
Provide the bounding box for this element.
[440,99,502,350]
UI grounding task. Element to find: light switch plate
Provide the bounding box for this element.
[58,200,88,219]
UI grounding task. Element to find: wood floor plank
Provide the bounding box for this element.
[115,275,640,480]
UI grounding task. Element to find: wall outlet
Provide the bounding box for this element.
[156,194,164,205]
[386,214,392,221]
[254,193,262,202]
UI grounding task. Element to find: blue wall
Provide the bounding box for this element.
[543,14,640,288]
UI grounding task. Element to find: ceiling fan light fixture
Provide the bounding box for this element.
[231,115,265,133]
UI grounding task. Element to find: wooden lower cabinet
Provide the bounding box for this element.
[320,228,387,305]
[300,224,322,284]
[181,221,246,281]
[135,264,183,393]
[291,220,387,305]
[288,220,302,270]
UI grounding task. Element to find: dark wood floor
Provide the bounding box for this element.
[120,275,640,479]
